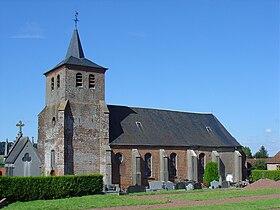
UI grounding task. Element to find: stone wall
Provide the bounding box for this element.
[38,64,110,181]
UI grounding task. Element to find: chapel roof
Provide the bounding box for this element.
[5,135,29,164]
[45,29,107,75]
[108,105,241,147]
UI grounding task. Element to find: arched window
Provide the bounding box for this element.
[57,75,60,88]
[52,117,56,126]
[198,153,205,183]
[89,74,95,89]
[76,73,83,87]
[51,150,55,169]
[169,153,177,177]
[144,153,152,178]
[115,153,123,165]
[51,77,54,90]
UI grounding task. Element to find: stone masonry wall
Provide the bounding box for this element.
[39,64,108,178]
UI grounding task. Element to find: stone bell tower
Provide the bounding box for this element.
[38,19,111,185]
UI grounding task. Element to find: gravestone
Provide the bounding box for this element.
[193,183,202,190]
[222,181,229,188]
[186,183,194,191]
[127,185,146,194]
[226,174,233,182]
[165,181,174,190]
[175,182,186,189]
[104,184,120,192]
[149,181,164,191]
[210,180,219,189]
[186,180,195,186]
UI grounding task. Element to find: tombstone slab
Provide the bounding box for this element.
[210,180,219,189]
[165,181,174,190]
[222,181,229,188]
[127,185,146,194]
[149,181,164,191]
[186,183,194,191]
[175,182,186,189]
[193,183,202,190]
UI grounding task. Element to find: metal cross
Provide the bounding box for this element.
[16,120,25,135]
[74,11,79,29]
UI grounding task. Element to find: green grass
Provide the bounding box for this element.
[166,188,280,201]
[3,194,167,210]
[3,188,280,210]
[161,198,280,209]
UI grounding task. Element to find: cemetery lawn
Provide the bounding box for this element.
[166,188,280,201]
[162,198,280,209]
[3,194,167,210]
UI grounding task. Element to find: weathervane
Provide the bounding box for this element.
[74,11,79,29]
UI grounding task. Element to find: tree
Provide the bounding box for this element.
[253,160,267,170]
[204,162,219,187]
[242,146,252,158]
[254,145,269,158]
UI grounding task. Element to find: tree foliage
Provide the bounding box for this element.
[204,162,219,187]
[253,160,267,170]
[242,146,252,158]
[254,145,269,158]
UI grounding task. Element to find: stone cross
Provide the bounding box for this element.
[16,120,25,136]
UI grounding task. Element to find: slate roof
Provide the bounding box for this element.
[267,151,280,163]
[247,152,280,164]
[108,105,240,147]
[45,29,107,74]
[5,135,29,164]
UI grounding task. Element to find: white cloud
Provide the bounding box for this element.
[10,22,44,39]
[11,34,44,39]
[265,128,272,133]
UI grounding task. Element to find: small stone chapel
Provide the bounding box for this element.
[5,121,41,177]
[38,22,245,189]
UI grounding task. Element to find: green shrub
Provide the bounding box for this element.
[0,174,103,202]
[252,160,267,170]
[252,170,280,181]
[204,162,219,187]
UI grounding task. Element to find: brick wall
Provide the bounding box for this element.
[111,147,222,189]
[0,168,6,176]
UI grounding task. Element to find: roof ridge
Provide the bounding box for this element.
[107,104,213,115]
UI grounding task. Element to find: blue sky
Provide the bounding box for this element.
[0,0,279,156]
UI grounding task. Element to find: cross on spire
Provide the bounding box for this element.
[73,11,79,29]
[16,120,25,136]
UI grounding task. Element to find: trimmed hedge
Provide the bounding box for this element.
[252,170,280,181]
[204,162,219,187]
[0,174,103,202]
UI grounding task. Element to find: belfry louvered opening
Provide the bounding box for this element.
[51,77,54,90]
[57,75,60,88]
[76,73,83,87]
[89,74,95,89]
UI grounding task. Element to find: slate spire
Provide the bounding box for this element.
[45,13,107,74]
[65,29,85,59]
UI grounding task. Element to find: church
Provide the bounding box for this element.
[38,24,245,189]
